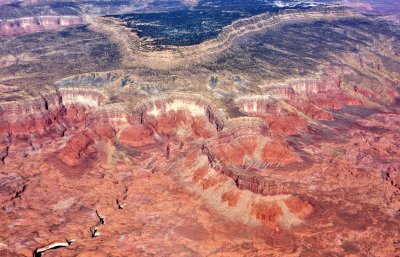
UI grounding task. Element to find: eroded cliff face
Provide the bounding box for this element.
[0,90,313,231]
[0,65,399,255]
[0,16,85,36]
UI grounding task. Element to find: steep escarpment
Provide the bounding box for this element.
[162,7,365,60]
[0,93,64,134]
[133,94,226,131]
[0,16,85,36]
[98,7,366,68]
[233,67,361,134]
[0,89,106,134]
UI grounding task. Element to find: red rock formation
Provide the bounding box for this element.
[262,114,307,135]
[119,124,156,148]
[0,93,64,135]
[250,202,282,230]
[57,134,96,166]
[260,139,300,164]
[0,84,399,256]
[221,190,240,206]
[284,197,314,219]
[354,85,376,98]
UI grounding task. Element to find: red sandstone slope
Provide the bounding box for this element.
[0,71,399,256]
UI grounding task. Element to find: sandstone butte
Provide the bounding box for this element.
[0,4,399,257]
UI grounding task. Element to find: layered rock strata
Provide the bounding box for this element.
[0,16,85,36]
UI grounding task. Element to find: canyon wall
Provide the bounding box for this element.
[0,16,86,36]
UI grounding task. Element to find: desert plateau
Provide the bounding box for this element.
[0,0,399,256]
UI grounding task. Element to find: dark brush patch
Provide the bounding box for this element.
[201,17,399,79]
[111,0,320,48]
